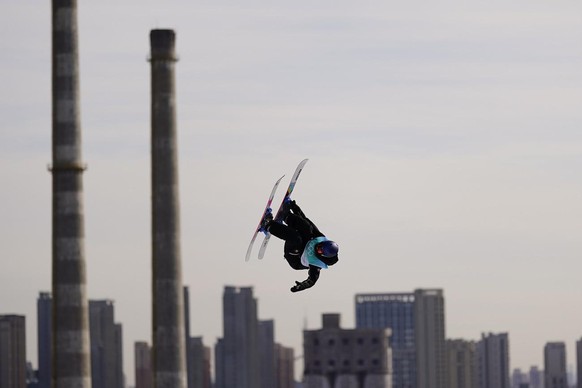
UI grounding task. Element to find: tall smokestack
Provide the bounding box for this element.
[50,1,92,388]
[149,29,186,388]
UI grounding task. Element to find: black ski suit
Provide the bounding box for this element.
[267,201,337,292]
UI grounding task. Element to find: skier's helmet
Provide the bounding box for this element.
[315,240,339,266]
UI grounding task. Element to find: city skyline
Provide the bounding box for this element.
[2,286,581,387]
[2,2,582,387]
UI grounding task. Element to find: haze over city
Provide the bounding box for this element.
[1,1,582,386]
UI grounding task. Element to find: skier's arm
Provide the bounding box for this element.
[290,266,320,293]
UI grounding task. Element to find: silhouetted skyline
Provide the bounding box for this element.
[2,286,581,387]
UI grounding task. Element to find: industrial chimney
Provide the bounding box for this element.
[50,0,92,387]
[150,29,187,388]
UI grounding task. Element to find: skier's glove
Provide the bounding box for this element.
[290,281,305,293]
[290,278,315,293]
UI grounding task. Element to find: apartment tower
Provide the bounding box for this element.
[188,338,211,388]
[37,293,52,388]
[275,344,295,388]
[544,342,567,388]
[0,315,26,388]
[414,289,446,388]
[476,333,510,388]
[355,293,415,387]
[215,287,260,388]
[446,339,476,388]
[259,320,276,388]
[355,289,446,388]
[135,342,154,388]
[529,366,544,388]
[88,300,124,388]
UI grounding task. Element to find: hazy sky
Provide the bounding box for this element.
[2,0,582,384]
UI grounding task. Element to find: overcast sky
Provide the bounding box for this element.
[1,0,582,384]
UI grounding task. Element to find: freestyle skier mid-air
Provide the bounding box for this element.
[259,199,339,292]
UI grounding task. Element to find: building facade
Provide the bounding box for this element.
[476,333,510,388]
[446,339,476,388]
[183,286,212,388]
[188,338,211,388]
[275,344,295,388]
[36,293,51,388]
[184,287,193,388]
[577,339,582,388]
[259,320,276,388]
[356,293,415,388]
[215,286,260,388]
[544,342,567,388]
[303,313,392,388]
[0,315,26,388]
[511,368,528,388]
[135,342,154,388]
[414,289,446,388]
[89,300,124,388]
[355,289,446,388]
[528,366,543,388]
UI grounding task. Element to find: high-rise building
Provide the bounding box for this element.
[36,293,51,388]
[114,324,123,387]
[576,339,582,388]
[135,342,153,388]
[446,339,476,388]
[184,286,193,388]
[303,313,392,388]
[215,286,260,388]
[275,344,295,388]
[414,289,446,388]
[25,362,38,388]
[37,295,126,388]
[544,342,567,388]
[511,368,528,388]
[0,315,26,388]
[356,293,415,388]
[476,332,510,388]
[183,286,212,388]
[528,366,543,388]
[188,338,211,388]
[355,289,446,388]
[89,300,124,388]
[259,320,276,388]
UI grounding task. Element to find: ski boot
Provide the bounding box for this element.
[258,208,273,234]
[276,197,293,222]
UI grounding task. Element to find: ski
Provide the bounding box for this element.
[245,175,285,262]
[258,158,309,260]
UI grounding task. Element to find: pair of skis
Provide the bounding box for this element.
[245,159,309,262]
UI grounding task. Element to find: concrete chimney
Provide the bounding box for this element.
[50,0,92,387]
[149,29,186,388]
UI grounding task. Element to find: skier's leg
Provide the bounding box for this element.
[268,220,304,258]
[285,213,314,237]
[268,221,301,245]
